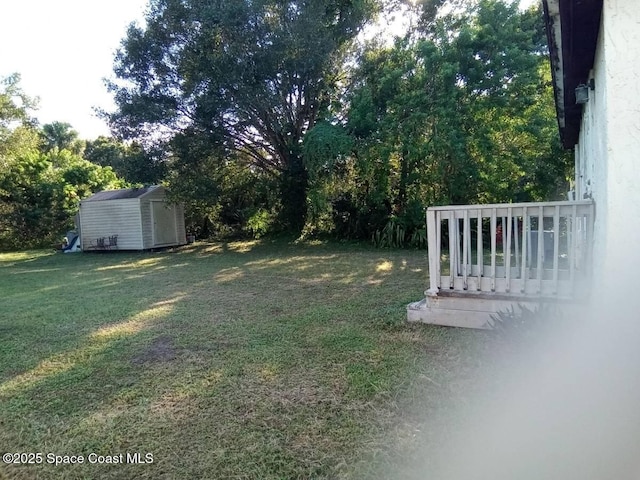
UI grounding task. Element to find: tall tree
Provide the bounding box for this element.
[107,0,380,232]
[338,0,570,244]
[40,121,83,154]
[0,73,40,169]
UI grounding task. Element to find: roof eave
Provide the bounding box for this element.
[543,0,603,149]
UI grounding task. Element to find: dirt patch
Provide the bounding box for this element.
[132,336,177,365]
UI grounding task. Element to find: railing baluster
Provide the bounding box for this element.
[448,211,456,289]
[505,208,512,293]
[490,208,497,292]
[536,207,544,294]
[468,217,473,280]
[477,210,482,291]
[456,216,462,279]
[520,206,528,293]
[502,216,507,267]
[462,209,469,290]
[552,205,560,295]
[514,215,520,273]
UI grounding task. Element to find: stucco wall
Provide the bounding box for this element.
[575,20,608,285]
[575,0,640,291]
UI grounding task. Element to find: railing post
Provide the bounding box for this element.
[585,203,595,277]
[502,216,507,273]
[569,204,578,294]
[520,206,528,293]
[448,211,456,289]
[505,208,512,293]
[477,210,483,291]
[536,207,544,294]
[435,210,442,289]
[552,205,560,295]
[462,209,469,290]
[426,208,439,296]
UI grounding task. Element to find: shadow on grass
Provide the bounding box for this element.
[0,240,477,479]
[1,239,427,397]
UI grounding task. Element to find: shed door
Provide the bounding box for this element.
[151,201,178,245]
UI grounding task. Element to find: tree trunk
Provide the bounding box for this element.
[278,155,308,234]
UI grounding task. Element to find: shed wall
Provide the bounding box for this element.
[80,199,144,250]
[141,196,153,249]
[140,187,186,249]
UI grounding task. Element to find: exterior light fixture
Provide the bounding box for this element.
[575,79,595,105]
[575,84,589,104]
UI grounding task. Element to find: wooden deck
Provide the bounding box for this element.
[408,200,595,328]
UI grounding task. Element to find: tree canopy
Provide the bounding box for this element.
[107,0,381,231]
[103,0,570,245]
[40,121,84,154]
[1,0,572,249]
[0,75,126,250]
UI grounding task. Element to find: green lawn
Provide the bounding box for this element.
[0,240,496,479]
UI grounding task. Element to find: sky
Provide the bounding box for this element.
[0,0,148,139]
[0,0,539,140]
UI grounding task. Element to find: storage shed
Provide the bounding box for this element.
[78,186,187,251]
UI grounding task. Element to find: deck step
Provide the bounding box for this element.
[406,292,584,329]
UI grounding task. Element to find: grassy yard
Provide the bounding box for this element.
[0,240,497,479]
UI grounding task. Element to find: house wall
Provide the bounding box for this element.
[575,0,640,291]
[79,199,144,250]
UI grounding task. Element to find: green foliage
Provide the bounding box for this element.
[0,75,129,249]
[0,149,124,249]
[487,302,562,345]
[371,215,426,249]
[84,136,166,185]
[100,0,569,244]
[332,0,571,247]
[353,0,556,205]
[300,121,357,236]
[0,73,38,128]
[1,2,572,249]
[107,0,382,233]
[245,208,276,239]
[302,121,354,181]
[40,122,83,154]
[372,218,405,248]
[164,145,280,239]
[0,73,40,168]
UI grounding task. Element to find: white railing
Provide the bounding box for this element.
[426,200,595,299]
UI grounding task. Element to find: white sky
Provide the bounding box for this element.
[0,0,148,139]
[0,0,539,140]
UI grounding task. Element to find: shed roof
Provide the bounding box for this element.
[83,186,162,202]
[543,0,603,148]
